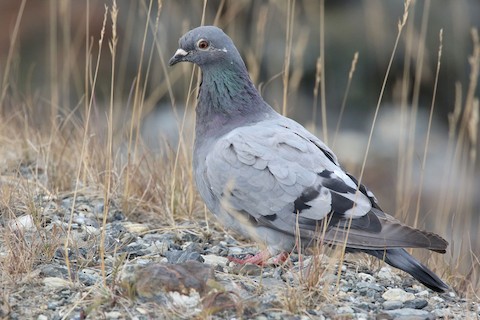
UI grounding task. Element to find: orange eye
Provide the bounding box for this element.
[197,39,209,50]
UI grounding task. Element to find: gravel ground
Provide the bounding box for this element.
[0,174,478,320]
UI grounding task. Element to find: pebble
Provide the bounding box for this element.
[430,308,452,318]
[383,308,434,319]
[377,267,400,282]
[105,311,123,319]
[337,306,354,315]
[358,272,375,283]
[383,300,403,310]
[165,249,204,264]
[168,291,201,309]
[9,214,36,232]
[228,246,245,255]
[382,288,415,302]
[416,290,429,298]
[202,254,229,266]
[404,298,428,309]
[43,277,71,289]
[123,222,150,233]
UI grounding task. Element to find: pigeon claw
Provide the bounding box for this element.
[227,250,289,266]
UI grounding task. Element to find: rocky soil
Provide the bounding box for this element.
[0,176,478,320]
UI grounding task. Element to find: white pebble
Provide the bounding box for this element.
[202,254,229,267]
[9,215,36,232]
[416,290,430,298]
[42,277,70,289]
[337,306,354,314]
[358,272,375,283]
[382,288,415,302]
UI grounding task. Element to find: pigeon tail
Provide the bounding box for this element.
[360,248,449,292]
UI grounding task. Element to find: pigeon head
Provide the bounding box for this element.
[169,26,273,139]
[169,26,244,70]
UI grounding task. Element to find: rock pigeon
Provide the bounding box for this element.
[169,26,449,292]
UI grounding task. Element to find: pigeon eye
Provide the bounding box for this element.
[197,39,210,50]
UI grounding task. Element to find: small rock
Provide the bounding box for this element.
[383,300,403,310]
[431,308,452,318]
[47,301,61,310]
[355,302,374,312]
[358,272,375,283]
[337,306,354,315]
[82,225,100,235]
[123,222,149,234]
[356,281,383,292]
[404,298,428,309]
[78,268,101,286]
[202,254,229,267]
[37,315,48,320]
[9,215,36,232]
[43,277,70,289]
[168,291,201,309]
[355,314,368,320]
[165,249,204,264]
[133,261,214,298]
[105,311,123,319]
[39,264,70,278]
[416,290,429,298]
[144,241,170,255]
[377,267,400,282]
[228,246,244,255]
[231,263,264,276]
[382,288,415,302]
[384,308,434,319]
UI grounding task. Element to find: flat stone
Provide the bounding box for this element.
[377,267,400,282]
[404,298,428,309]
[384,308,433,319]
[105,311,123,319]
[358,272,375,283]
[9,215,36,232]
[337,306,354,315]
[430,308,452,318]
[133,261,214,298]
[43,277,71,289]
[165,249,204,264]
[416,290,429,298]
[122,222,149,234]
[382,288,415,302]
[383,300,403,310]
[202,254,229,267]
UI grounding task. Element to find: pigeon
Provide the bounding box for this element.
[169,26,449,292]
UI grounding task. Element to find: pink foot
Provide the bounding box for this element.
[228,250,289,266]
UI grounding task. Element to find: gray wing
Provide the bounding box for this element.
[205,117,447,252]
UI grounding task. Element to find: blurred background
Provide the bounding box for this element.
[0,0,479,285]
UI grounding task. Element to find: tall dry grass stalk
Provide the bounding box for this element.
[123,0,154,213]
[332,51,359,148]
[99,0,118,284]
[399,0,431,223]
[319,0,327,143]
[0,0,26,110]
[281,0,295,117]
[412,29,443,230]
[64,3,109,282]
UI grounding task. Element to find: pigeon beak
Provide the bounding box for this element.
[169,48,189,66]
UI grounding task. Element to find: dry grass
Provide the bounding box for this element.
[0,0,479,316]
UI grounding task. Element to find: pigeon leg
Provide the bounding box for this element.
[228,250,289,266]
